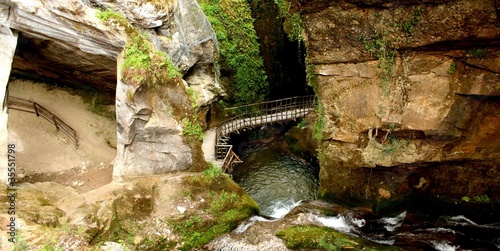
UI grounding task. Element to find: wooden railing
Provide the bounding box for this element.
[216,145,242,173]
[8,96,79,146]
[215,95,316,172]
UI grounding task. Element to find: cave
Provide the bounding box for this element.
[5,31,118,191]
[248,0,314,100]
[12,32,118,103]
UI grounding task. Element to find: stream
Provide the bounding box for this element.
[228,125,500,250]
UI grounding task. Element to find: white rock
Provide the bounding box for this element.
[176,206,186,214]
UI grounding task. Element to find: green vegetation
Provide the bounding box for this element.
[474,194,491,203]
[381,134,408,156]
[313,102,326,140]
[462,195,491,203]
[297,118,308,128]
[202,163,225,178]
[276,225,400,250]
[122,35,181,88]
[274,0,304,42]
[274,0,291,18]
[182,116,204,142]
[361,7,425,94]
[448,61,456,75]
[187,87,199,109]
[306,64,318,92]
[96,9,127,22]
[13,233,30,251]
[469,48,487,59]
[397,7,424,37]
[284,13,304,42]
[96,8,137,36]
[169,170,259,250]
[199,0,269,105]
[97,9,181,88]
[362,31,395,93]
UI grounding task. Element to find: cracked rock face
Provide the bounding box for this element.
[3,0,221,103]
[298,0,500,207]
[1,0,221,178]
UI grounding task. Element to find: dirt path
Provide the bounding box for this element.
[7,79,117,191]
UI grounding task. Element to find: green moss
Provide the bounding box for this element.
[122,35,181,88]
[474,194,491,203]
[182,116,204,142]
[97,8,181,89]
[313,101,325,140]
[284,13,304,42]
[273,0,304,43]
[96,8,137,36]
[276,225,400,250]
[96,9,126,22]
[380,135,408,156]
[306,64,318,92]
[187,87,199,108]
[170,172,259,250]
[199,0,269,105]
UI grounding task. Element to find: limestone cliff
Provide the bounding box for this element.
[296,0,500,210]
[0,0,221,180]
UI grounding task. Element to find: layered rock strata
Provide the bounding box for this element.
[0,0,221,180]
[296,0,500,209]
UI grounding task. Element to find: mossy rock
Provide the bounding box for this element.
[276,225,401,250]
[168,170,259,250]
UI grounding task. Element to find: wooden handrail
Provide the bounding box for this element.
[7,96,79,146]
[215,95,316,173]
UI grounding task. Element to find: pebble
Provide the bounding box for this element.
[177,206,186,214]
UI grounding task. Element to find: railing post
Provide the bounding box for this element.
[34,102,39,117]
[52,115,59,131]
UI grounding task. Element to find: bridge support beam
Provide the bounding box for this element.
[0,17,18,184]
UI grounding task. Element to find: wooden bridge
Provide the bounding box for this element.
[203,95,317,173]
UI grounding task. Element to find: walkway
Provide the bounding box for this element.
[203,95,316,173]
[7,96,79,145]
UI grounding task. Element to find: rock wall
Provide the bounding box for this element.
[0,11,17,184]
[297,0,500,210]
[1,0,221,180]
[113,52,193,180]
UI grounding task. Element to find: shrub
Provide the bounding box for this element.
[200,0,269,105]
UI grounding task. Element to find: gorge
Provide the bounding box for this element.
[0,0,499,250]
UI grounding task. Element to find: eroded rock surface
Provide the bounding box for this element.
[297,0,500,209]
[1,0,221,179]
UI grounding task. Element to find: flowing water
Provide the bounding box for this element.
[232,134,318,217]
[228,126,500,250]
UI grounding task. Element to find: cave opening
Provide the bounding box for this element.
[248,0,314,100]
[7,31,117,191]
[213,1,320,217]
